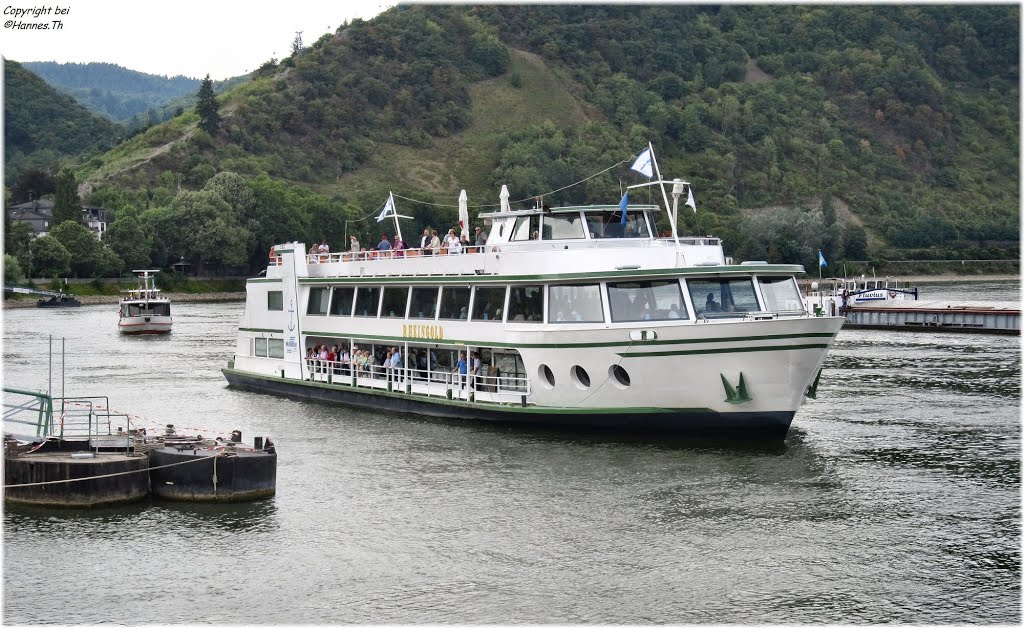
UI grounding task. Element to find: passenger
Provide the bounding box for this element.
[705,293,720,313]
[459,306,468,320]
[328,344,338,362]
[377,234,392,253]
[420,228,432,255]
[470,352,482,389]
[668,303,681,319]
[531,230,540,240]
[319,240,330,255]
[445,229,461,254]
[350,236,360,253]
[452,353,468,389]
[394,237,406,257]
[430,230,441,255]
[474,226,487,248]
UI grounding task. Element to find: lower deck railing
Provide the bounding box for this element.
[303,359,530,404]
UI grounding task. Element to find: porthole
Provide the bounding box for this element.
[539,364,555,389]
[610,364,631,389]
[571,365,591,390]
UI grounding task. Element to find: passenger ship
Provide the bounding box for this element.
[224,173,844,436]
[118,270,172,334]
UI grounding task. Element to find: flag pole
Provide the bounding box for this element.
[389,192,403,245]
[647,142,678,246]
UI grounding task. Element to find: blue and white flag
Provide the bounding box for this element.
[685,187,696,212]
[818,250,827,267]
[376,193,396,223]
[630,147,654,178]
[619,192,629,225]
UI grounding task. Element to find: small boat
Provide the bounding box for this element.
[118,270,172,334]
[803,276,919,316]
[37,293,81,308]
[223,144,845,438]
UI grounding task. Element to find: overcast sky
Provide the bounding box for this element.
[1,0,395,79]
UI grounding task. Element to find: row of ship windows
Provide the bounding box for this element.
[268,276,804,324]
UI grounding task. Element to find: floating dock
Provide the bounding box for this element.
[841,300,1020,334]
[4,449,150,507]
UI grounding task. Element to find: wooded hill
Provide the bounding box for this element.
[6,5,1018,279]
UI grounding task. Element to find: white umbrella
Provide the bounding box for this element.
[499,185,510,213]
[458,189,469,239]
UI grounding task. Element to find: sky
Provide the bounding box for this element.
[1,0,396,79]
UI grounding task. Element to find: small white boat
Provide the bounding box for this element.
[803,276,918,316]
[118,270,172,334]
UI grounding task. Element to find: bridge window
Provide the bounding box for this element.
[687,278,759,317]
[512,214,540,241]
[758,277,803,313]
[354,286,381,317]
[268,291,283,311]
[608,280,687,322]
[329,287,354,316]
[549,284,603,323]
[542,213,585,240]
[439,286,471,320]
[410,287,438,319]
[472,286,505,322]
[307,287,329,315]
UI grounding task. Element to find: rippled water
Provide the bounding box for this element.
[2,281,1019,624]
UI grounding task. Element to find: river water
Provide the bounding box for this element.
[2,281,1019,624]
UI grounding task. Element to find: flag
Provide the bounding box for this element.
[818,250,827,267]
[376,193,395,223]
[685,187,696,212]
[630,147,653,178]
[619,192,629,225]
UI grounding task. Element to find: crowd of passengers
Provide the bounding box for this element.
[306,225,489,263]
[305,344,489,388]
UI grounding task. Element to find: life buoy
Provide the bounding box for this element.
[888,291,897,298]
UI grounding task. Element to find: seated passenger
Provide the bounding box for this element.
[705,293,720,313]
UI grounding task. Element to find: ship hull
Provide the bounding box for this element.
[223,367,795,437]
[118,317,172,334]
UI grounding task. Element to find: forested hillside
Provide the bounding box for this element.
[3,61,123,189]
[5,5,1017,281]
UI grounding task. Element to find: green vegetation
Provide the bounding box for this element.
[6,5,1017,277]
[195,75,221,135]
[3,61,122,187]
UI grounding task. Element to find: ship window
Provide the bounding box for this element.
[410,287,439,319]
[512,214,540,241]
[438,286,471,320]
[539,364,555,389]
[610,365,630,388]
[549,284,603,323]
[758,277,804,314]
[150,303,171,317]
[542,213,585,240]
[254,338,268,357]
[354,286,381,317]
[608,280,687,322]
[471,286,505,322]
[508,285,544,322]
[380,286,409,318]
[307,287,329,315]
[687,278,760,317]
[268,339,284,359]
[268,291,283,311]
[329,287,355,316]
[571,365,591,389]
[587,211,652,239]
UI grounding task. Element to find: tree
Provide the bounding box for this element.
[5,220,34,260]
[103,211,152,271]
[28,235,71,278]
[195,75,221,135]
[292,31,304,55]
[4,254,24,284]
[50,221,102,277]
[842,224,869,260]
[172,190,253,271]
[52,168,82,226]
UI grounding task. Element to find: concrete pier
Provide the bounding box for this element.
[842,300,1020,334]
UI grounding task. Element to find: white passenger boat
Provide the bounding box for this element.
[118,270,172,334]
[803,276,918,317]
[224,152,844,436]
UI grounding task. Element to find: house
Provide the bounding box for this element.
[6,199,110,239]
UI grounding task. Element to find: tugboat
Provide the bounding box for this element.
[118,270,172,334]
